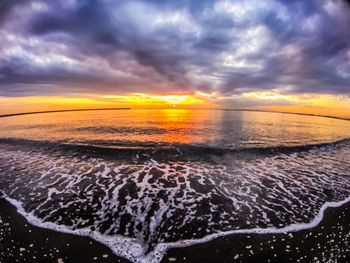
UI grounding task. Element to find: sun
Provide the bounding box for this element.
[115,93,207,108]
[155,95,189,106]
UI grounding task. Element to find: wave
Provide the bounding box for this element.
[0,136,349,161]
[0,136,350,262]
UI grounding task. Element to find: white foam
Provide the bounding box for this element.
[1,140,350,263]
[4,195,350,263]
[4,196,162,263]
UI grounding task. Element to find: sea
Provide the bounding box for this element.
[0,109,349,263]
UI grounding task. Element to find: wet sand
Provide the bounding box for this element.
[0,198,130,263]
[0,197,349,263]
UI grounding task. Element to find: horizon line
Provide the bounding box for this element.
[0,108,131,119]
[0,107,349,122]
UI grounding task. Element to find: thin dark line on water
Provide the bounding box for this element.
[0,107,349,122]
[221,108,350,122]
[0,108,131,118]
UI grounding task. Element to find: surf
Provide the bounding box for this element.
[0,137,349,263]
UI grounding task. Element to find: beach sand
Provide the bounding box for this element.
[0,197,349,263]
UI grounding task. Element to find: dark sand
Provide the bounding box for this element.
[0,198,349,263]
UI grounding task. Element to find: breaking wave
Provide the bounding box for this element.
[0,137,350,262]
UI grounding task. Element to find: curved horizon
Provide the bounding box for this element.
[1,107,349,122]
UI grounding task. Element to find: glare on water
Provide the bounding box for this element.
[0,109,349,148]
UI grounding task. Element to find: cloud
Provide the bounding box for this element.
[0,0,349,99]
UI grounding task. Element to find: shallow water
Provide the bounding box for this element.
[0,109,349,263]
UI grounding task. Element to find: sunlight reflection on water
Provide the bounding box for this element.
[0,109,349,148]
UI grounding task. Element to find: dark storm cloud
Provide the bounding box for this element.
[0,0,349,97]
[0,0,23,25]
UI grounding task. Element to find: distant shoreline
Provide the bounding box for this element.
[221,108,350,122]
[0,107,349,122]
[0,108,131,118]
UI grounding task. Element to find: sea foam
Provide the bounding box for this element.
[0,139,350,263]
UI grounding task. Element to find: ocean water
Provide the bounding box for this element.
[0,109,350,262]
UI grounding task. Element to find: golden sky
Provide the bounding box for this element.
[1,92,350,119]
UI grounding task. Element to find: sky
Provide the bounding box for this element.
[0,0,350,116]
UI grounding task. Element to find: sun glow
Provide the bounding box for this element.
[1,91,350,118]
[100,93,206,108]
[151,95,189,106]
[0,93,209,115]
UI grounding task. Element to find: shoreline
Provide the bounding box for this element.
[1,197,349,263]
[165,199,350,262]
[0,197,130,263]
